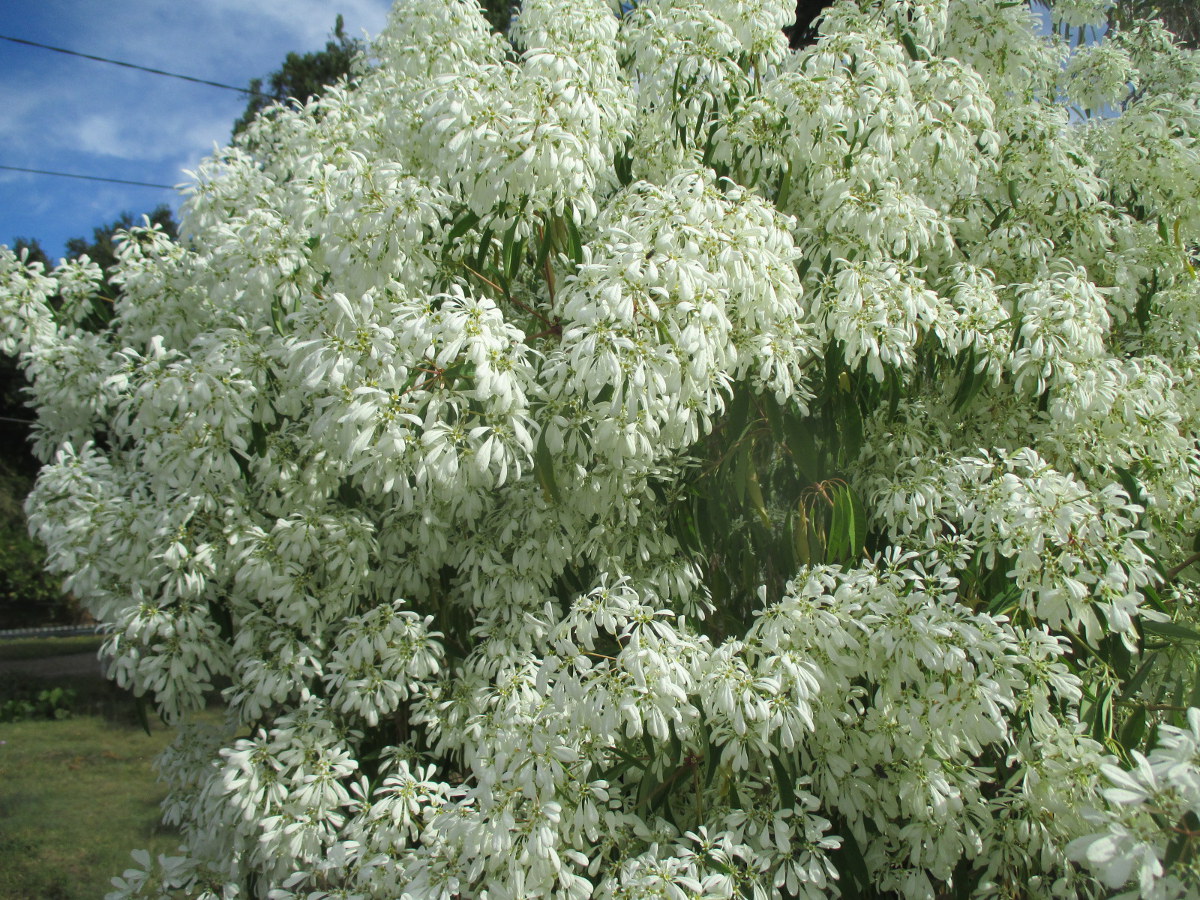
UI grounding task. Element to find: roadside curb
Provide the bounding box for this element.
[0,625,104,640]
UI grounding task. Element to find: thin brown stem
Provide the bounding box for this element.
[1164,551,1200,584]
[461,262,504,295]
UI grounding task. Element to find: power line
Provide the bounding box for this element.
[0,33,258,95]
[0,165,174,189]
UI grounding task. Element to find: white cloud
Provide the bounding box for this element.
[73,114,139,160]
[0,0,394,253]
[204,0,393,47]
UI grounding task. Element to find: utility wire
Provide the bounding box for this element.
[0,165,174,189]
[0,33,259,95]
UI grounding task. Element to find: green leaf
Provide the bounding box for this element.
[1163,812,1200,868]
[849,487,867,557]
[473,227,494,272]
[1119,704,1148,753]
[270,295,287,336]
[134,695,152,737]
[446,210,480,244]
[564,215,583,267]
[775,161,794,209]
[1112,466,1146,511]
[952,353,987,413]
[1090,684,1115,743]
[535,219,556,271]
[771,754,796,811]
[534,429,561,503]
[783,410,821,483]
[504,236,525,284]
[834,826,871,898]
[899,29,920,61]
[725,385,752,442]
[1135,270,1156,330]
[827,487,850,563]
[794,503,811,566]
[704,734,722,789]
[838,396,864,466]
[1121,651,1159,700]
[1142,620,1200,643]
[501,216,522,284]
[1189,665,1200,709]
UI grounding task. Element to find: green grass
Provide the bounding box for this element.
[0,640,228,899]
[0,715,185,900]
[0,635,103,663]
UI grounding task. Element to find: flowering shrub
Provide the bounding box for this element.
[3,0,1200,897]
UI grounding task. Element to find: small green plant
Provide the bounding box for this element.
[0,684,75,722]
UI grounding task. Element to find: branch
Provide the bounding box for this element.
[1164,551,1200,584]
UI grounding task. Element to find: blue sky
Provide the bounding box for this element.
[1,0,393,260]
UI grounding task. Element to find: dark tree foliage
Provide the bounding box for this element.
[10,238,49,270]
[481,0,517,36]
[233,15,363,136]
[1,210,176,628]
[64,204,178,276]
[786,0,835,48]
[1111,1,1200,48]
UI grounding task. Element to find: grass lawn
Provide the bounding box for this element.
[0,715,184,900]
[0,636,225,900]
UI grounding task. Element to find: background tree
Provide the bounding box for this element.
[786,0,835,47]
[9,238,49,270]
[64,204,177,278]
[232,15,363,136]
[1111,0,1200,47]
[0,211,176,629]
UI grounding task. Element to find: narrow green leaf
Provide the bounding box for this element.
[505,236,525,283]
[783,411,820,483]
[733,445,751,506]
[771,755,796,811]
[271,296,287,336]
[704,736,722,789]
[827,487,851,563]
[839,397,864,466]
[835,827,871,897]
[447,210,480,244]
[134,695,152,737]
[501,216,522,282]
[473,227,494,272]
[1142,620,1200,643]
[1121,651,1159,700]
[565,215,583,267]
[534,429,561,503]
[849,487,868,557]
[1119,705,1148,753]
[535,219,556,271]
